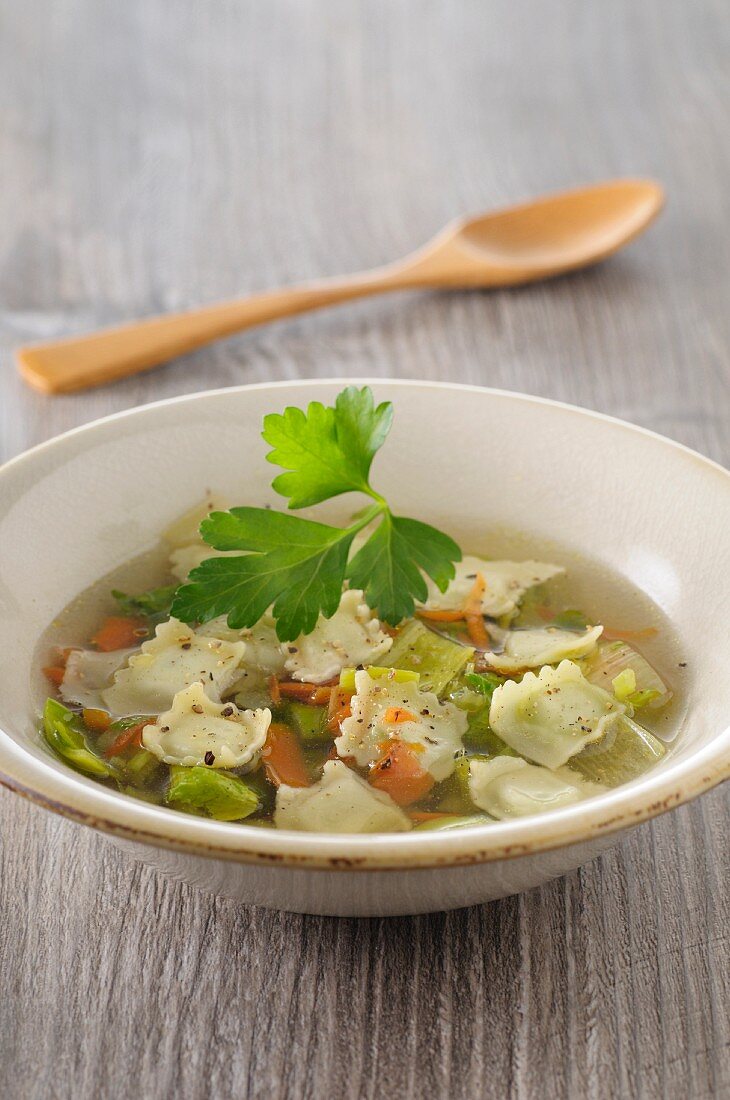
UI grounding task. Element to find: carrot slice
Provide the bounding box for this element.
[104,720,147,758]
[43,666,66,687]
[463,572,490,648]
[92,616,147,652]
[82,708,112,732]
[278,682,333,705]
[327,686,353,732]
[369,741,435,806]
[408,811,451,823]
[416,609,465,623]
[263,722,311,788]
[268,675,282,704]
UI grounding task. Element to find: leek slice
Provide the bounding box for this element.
[288,701,330,743]
[167,765,260,821]
[568,715,665,785]
[586,641,671,710]
[385,621,473,695]
[43,698,120,780]
[338,666,419,691]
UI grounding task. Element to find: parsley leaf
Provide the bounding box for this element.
[171,386,461,640]
[347,514,460,624]
[171,509,361,641]
[263,386,393,508]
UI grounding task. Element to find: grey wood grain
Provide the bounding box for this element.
[0,1,728,1097]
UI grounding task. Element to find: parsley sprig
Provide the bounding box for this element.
[171,386,461,641]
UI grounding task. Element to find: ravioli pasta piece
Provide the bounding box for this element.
[284,589,393,684]
[60,647,137,710]
[336,669,467,781]
[102,617,246,715]
[162,494,230,549]
[274,760,412,833]
[420,557,564,618]
[469,756,604,819]
[489,659,626,768]
[143,681,270,768]
[480,625,603,673]
[198,613,287,702]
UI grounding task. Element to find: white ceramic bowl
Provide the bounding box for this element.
[0,380,728,916]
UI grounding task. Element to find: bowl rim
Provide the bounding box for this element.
[0,377,728,872]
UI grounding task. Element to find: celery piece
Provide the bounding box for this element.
[464,708,515,755]
[338,665,420,692]
[569,716,665,786]
[385,621,473,695]
[627,689,662,708]
[413,813,492,831]
[167,766,260,821]
[112,584,177,623]
[43,698,120,780]
[288,701,330,743]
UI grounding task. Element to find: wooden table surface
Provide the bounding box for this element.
[1,2,728,1097]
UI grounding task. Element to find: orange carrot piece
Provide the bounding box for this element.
[383,707,417,725]
[463,572,490,648]
[326,687,353,732]
[408,811,451,823]
[104,720,147,758]
[82,708,112,732]
[263,722,311,788]
[92,616,147,652]
[369,741,435,806]
[43,666,66,687]
[278,682,333,705]
[417,609,466,623]
[268,675,282,704]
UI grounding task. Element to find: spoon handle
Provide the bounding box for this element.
[15,265,421,395]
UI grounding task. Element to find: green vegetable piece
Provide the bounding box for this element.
[464,670,503,702]
[338,666,420,691]
[553,609,590,631]
[288,702,330,743]
[42,698,120,780]
[612,667,636,701]
[112,584,177,621]
[386,621,473,695]
[569,716,666,786]
[171,386,461,640]
[167,766,260,822]
[124,748,161,781]
[413,813,492,832]
[627,689,662,708]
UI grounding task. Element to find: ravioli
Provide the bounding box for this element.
[420,557,564,618]
[336,668,467,781]
[59,647,137,710]
[143,682,270,768]
[102,617,246,715]
[469,756,604,819]
[198,613,287,704]
[489,659,626,768]
[284,590,393,684]
[274,760,412,833]
[480,625,603,673]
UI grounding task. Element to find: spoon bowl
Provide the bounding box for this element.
[16,179,664,394]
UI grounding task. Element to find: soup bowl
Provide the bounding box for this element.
[0,379,728,916]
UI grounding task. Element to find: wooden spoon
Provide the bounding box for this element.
[16,179,663,394]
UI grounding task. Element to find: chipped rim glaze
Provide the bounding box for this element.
[0,379,728,872]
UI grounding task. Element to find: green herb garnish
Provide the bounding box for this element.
[171,386,461,641]
[112,584,177,621]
